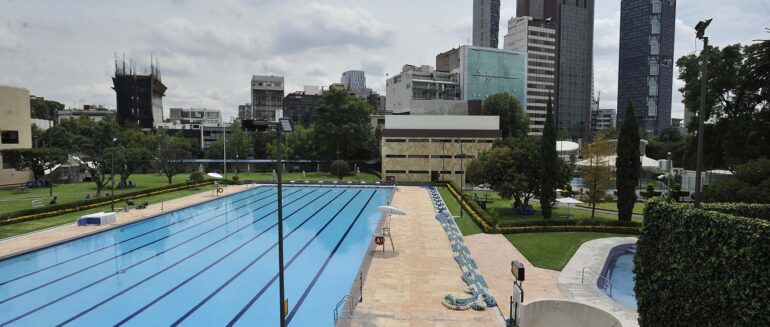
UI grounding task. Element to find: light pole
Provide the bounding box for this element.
[694,18,712,208]
[276,118,293,327]
[110,137,117,212]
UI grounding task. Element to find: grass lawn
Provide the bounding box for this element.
[0,183,218,240]
[233,172,379,183]
[505,232,633,271]
[465,191,643,224]
[578,202,646,215]
[437,187,482,236]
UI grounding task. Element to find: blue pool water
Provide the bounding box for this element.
[599,246,637,310]
[0,186,392,326]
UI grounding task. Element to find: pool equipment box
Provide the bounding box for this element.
[511,260,525,282]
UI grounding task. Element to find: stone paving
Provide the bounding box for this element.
[347,186,504,327]
[0,184,256,259]
[464,233,566,318]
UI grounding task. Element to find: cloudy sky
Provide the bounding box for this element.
[1,0,768,121]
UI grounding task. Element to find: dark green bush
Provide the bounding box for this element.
[702,203,770,221]
[635,199,770,326]
[496,218,640,228]
[189,172,204,184]
[329,160,350,180]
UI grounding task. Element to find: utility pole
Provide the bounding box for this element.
[694,18,712,208]
[223,124,227,180]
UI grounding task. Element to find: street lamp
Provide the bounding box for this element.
[276,117,293,327]
[694,18,712,208]
[110,137,118,212]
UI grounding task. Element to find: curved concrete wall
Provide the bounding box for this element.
[520,300,622,327]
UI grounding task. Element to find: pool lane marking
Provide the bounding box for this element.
[117,189,360,326]
[52,189,333,327]
[0,187,272,287]
[165,190,366,327]
[0,189,319,327]
[284,190,383,325]
[0,188,292,306]
[229,190,378,326]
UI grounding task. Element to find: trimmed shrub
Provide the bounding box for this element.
[635,199,770,326]
[329,160,350,181]
[702,203,770,221]
[496,218,640,229]
[231,175,240,182]
[189,172,204,185]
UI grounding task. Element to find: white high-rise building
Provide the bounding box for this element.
[251,75,284,121]
[504,16,557,135]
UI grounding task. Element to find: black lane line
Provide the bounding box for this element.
[229,190,378,326]
[0,188,291,306]
[52,189,333,327]
[0,187,271,287]
[0,189,316,327]
[166,189,364,327]
[284,190,381,325]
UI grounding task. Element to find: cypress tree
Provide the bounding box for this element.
[616,103,642,221]
[540,96,558,219]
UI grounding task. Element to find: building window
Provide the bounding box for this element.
[385,155,407,158]
[454,171,464,175]
[440,171,452,174]
[431,155,452,159]
[385,139,406,143]
[409,139,429,143]
[1,158,12,169]
[432,139,452,143]
[1,131,19,144]
[409,171,429,174]
[408,155,429,158]
[385,170,407,174]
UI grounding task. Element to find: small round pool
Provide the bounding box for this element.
[598,244,637,310]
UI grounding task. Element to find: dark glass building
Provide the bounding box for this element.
[112,59,166,129]
[517,0,594,141]
[617,0,676,134]
[473,0,501,48]
[282,92,321,128]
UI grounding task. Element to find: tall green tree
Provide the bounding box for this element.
[616,103,642,221]
[30,98,64,121]
[0,148,67,182]
[677,43,770,169]
[314,88,374,159]
[581,136,615,218]
[466,138,542,208]
[154,132,193,184]
[481,92,529,139]
[540,97,558,219]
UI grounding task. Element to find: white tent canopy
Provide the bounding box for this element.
[556,197,583,205]
[575,155,660,169]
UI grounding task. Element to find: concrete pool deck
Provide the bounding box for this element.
[0,184,256,260]
[558,237,639,327]
[347,186,504,326]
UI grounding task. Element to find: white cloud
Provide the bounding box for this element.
[151,17,260,59]
[0,25,23,52]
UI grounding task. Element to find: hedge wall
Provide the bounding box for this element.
[0,180,217,226]
[702,203,770,221]
[635,199,770,326]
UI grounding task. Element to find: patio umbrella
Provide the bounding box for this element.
[556,197,584,218]
[378,205,406,216]
[207,172,223,179]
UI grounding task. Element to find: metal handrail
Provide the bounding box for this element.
[582,266,616,297]
[333,295,351,325]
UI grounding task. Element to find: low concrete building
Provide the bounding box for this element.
[591,108,616,135]
[0,86,33,185]
[58,105,114,123]
[386,65,462,114]
[381,115,500,187]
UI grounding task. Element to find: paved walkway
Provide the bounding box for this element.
[464,233,566,318]
[348,186,503,326]
[0,184,256,259]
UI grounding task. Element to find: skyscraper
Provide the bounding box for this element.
[516,0,594,141]
[112,58,166,129]
[473,0,501,48]
[616,0,676,134]
[251,75,284,122]
[504,16,557,135]
[341,70,368,96]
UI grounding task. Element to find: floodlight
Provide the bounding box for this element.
[695,19,712,39]
[278,118,293,132]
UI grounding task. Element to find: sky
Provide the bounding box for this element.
[1,0,768,121]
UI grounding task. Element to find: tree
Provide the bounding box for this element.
[701,158,770,203]
[314,88,374,159]
[677,43,770,169]
[30,98,63,121]
[466,138,542,208]
[581,136,615,218]
[154,133,192,184]
[266,125,318,160]
[50,116,120,194]
[616,103,642,221]
[107,146,152,184]
[481,92,529,139]
[329,160,350,180]
[540,96,558,219]
[226,129,253,174]
[0,148,67,182]
[595,127,619,141]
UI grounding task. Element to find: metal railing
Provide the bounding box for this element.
[582,266,616,297]
[333,295,352,325]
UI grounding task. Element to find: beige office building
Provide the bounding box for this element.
[381,115,500,187]
[0,86,33,185]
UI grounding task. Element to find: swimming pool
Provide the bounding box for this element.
[598,244,637,310]
[0,186,392,326]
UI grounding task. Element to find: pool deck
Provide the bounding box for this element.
[347,186,504,326]
[0,184,256,260]
[558,237,639,327]
[464,233,567,317]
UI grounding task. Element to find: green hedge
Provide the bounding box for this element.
[0,180,218,225]
[635,199,770,326]
[702,202,770,221]
[497,218,641,228]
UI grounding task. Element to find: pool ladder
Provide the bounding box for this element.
[333,295,352,325]
[582,267,616,297]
